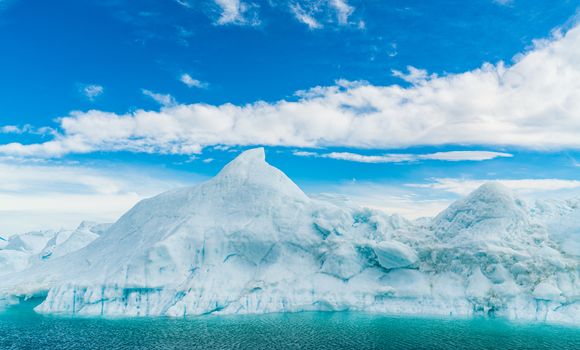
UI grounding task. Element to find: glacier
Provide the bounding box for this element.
[0,148,578,324]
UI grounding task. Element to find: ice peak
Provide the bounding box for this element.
[216,148,270,178]
[227,147,266,166]
[465,182,527,213]
[455,182,522,212]
[470,182,512,200]
[211,147,308,200]
[239,147,266,161]
[432,181,528,241]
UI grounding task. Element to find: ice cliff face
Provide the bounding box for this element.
[0,148,578,324]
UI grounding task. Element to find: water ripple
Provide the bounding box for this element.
[0,311,578,350]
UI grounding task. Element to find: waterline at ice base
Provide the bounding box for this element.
[0,148,578,324]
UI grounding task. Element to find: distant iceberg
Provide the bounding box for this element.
[0,222,109,277]
[0,148,578,324]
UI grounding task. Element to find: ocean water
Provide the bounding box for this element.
[0,306,579,349]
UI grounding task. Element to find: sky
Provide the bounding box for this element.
[1,0,580,234]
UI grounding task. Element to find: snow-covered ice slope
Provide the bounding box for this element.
[0,222,107,277]
[0,148,578,324]
[0,229,59,276]
[34,221,110,262]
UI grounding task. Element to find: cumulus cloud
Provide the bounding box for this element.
[2,24,580,158]
[180,73,208,88]
[294,150,513,163]
[81,84,104,101]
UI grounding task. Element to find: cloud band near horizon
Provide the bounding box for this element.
[1,23,580,158]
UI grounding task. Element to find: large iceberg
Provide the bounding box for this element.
[0,148,578,324]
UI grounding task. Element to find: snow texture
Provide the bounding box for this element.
[0,148,578,325]
[0,222,107,276]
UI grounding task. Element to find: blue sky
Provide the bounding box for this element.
[1,0,580,234]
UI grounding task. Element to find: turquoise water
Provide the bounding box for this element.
[1,306,579,349]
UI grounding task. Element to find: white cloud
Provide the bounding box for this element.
[354,196,450,219]
[326,152,413,163]
[299,151,414,163]
[329,0,353,25]
[392,66,436,84]
[3,24,580,158]
[174,0,355,28]
[308,182,453,219]
[0,124,54,136]
[1,125,29,134]
[142,89,177,107]
[324,176,580,219]
[180,73,208,88]
[421,151,513,161]
[0,161,198,235]
[290,3,322,29]
[292,150,318,157]
[330,176,580,219]
[174,0,192,8]
[215,0,242,24]
[213,0,259,26]
[294,150,513,163]
[81,84,104,101]
[290,0,356,29]
[410,178,580,196]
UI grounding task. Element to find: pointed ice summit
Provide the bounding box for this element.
[0,149,578,324]
[212,147,308,201]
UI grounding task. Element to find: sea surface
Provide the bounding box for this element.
[0,304,578,349]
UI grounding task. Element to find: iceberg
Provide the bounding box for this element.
[0,229,59,276]
[0,222,107,277]
[0,148,578,324]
